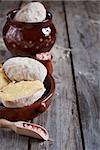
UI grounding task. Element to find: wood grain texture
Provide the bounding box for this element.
[0,128,28,150]
[30,2,83,150]
[0,1,21,38]
[0,1,21,60]
[0,38,12,63]
[65,2,100,150]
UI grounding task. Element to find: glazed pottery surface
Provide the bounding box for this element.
[0,74,55,121]
[3,9,56,56]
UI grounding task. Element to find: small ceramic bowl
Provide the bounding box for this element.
[0,74,55,121]
[3,9,56,56]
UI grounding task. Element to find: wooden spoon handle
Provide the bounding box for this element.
[0,119,13,129]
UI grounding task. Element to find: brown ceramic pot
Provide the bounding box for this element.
[2,9,56,56]
[0,74,55,121]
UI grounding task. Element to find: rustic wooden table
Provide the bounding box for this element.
[0,1,100,150]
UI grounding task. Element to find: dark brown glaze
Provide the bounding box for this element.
[0,75,55,121]
[2,9,56,56]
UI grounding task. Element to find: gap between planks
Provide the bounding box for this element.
[63,1,85,150]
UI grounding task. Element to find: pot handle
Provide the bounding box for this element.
[38,102,47,113]
[47,11,52,20]
[6,9,18,20]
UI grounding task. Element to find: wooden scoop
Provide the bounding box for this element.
[0,119,51,141]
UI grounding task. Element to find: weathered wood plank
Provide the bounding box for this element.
[0,0,21,15]
[0,38,12,63]
[0,1,21,37]
[0,0,20,59]
[65,2,100,150]
[30,1,83,150]
[0,128,28,150]
[0,1,29,150]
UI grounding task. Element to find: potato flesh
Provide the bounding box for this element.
[0,80,44,102]
[0,70,10,89]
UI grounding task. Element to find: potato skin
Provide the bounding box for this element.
[3,57,47,82]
